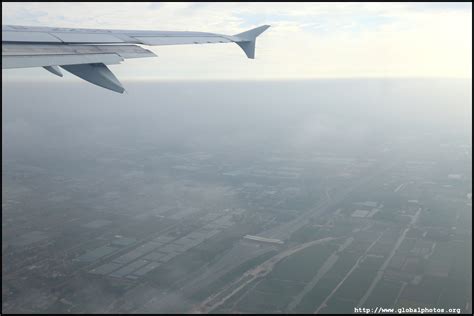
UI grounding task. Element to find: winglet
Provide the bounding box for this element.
[234,25,270,59]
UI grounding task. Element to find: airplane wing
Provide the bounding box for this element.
[2,24,270,93]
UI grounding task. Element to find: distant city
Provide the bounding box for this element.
[2,80,472,313]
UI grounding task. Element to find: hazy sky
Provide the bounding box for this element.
[2,2,472,80]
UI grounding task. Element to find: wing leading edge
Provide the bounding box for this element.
[2,24,270,93]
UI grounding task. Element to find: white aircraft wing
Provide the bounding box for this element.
[2,24,270,93]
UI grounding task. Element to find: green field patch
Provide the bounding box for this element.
[189,250,277,301]
[294,278,337,313]
[448,240,471,280]
[406,227,425,238]
[360,255,385,270]
[399,276,444,307]
[290,225,321,243]
[217,278,260,311]
[437,277,469,310]
[267,242,337,283]
[345,240,373,253]
[396,298,429,309]
[236,286,293,313]
[373,209,409,224]
[254,277,303,297]
[426,241,455,277]
[365,279,403,308]
[323,296,358,314]
[397,237,417,254]
[325,251,360,278]
[368,241,392,256]
[333,266,378,301]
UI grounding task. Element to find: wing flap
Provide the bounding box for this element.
[51,32,124,43]
[2,30,63,43]
[2,43,156,59]
[2,53,123,69]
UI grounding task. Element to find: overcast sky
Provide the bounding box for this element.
[2,2,472,80]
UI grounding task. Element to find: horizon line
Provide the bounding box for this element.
[3,76,472,83]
